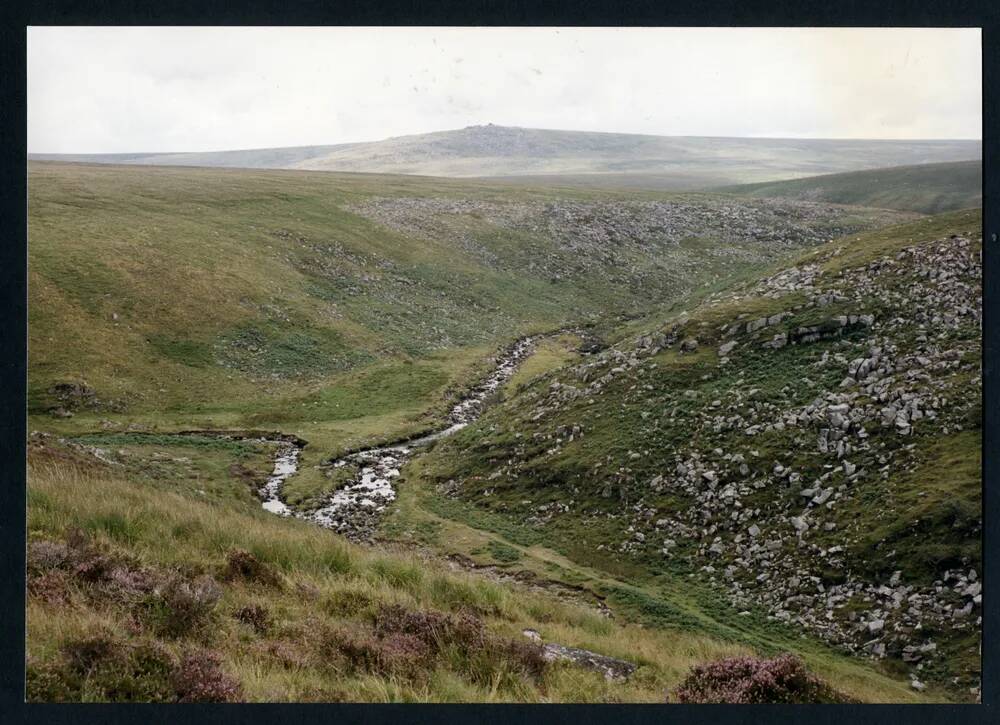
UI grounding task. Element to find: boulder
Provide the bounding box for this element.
[540,642,638,682]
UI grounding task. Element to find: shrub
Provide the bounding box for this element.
[144,574,222,638]
[234,603,271,635]
[457,638,549,690]
[373,604,485,650]
[493,638,548,681]
[371,604,547,683]
[222,549,282,588]
[62,633,121,675]
[126,642,178,699]
[326,626,433,677]
[27,540,72,572]
[373,632,434,675]
[33,636,239,703]
[31,634,178,702]
[103,564,157,601]
[70,547,114,583]
[255,639,308,670]
[671,653,846,704]
[26,660,79,702]
[28,570,73,605]
[30,530,110,582]
[27,533,158,607]
[172,649,243,703]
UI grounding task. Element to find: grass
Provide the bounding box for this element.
[843,429,981,583]
[379,460,936,704]
[26,425,936,702]
[504,333,582,395]
[407,209,982,701]
[27,162,974,703]
[28,161,909,452]
[28,159,908,522]
[713,160,982,214]
[27,453,772,703]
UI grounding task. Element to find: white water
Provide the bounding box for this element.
[258,335,539,538]
[259,445,301,516]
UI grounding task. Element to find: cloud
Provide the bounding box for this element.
[27,27,982,153]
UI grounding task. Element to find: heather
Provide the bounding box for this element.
[672,654,850,704]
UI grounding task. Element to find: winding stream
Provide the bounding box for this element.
[259,335,540,540]
[260,445,301,516]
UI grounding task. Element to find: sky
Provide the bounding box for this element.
[27,27,982,153]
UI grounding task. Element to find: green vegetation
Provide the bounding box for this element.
[846,429,981,582]
[410,210,982,700]
[27,161,979,703]
[28,444,766,703]
[28,160,905,465]
[486,541,523,564]
[381,458,939,703]
[504,333,582,395]
[713,160,981,214]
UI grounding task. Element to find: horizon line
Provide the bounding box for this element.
[27,123,984,157]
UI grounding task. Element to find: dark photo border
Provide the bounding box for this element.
[1,2,996,723]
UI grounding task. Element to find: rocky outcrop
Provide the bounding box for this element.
[522,630,637,681]
[433,231,982,695]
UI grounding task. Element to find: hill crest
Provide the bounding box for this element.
[29,125,982,188]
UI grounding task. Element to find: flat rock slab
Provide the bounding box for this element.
[538,640,637,682]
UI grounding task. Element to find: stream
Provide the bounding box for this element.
[259,335,540,540]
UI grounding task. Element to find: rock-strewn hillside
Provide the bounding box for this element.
[418,210,982,699]
[28,162,909,433]
[28,162,980,703]
[348,195,910,307]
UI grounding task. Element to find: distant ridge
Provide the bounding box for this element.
[712,160,982,214]
[29,124,982,188]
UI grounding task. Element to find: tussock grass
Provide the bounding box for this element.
[27,460,767,702]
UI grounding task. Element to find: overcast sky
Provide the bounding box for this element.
[28,27,982,153]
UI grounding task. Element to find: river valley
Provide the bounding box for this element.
[259,335,541,540]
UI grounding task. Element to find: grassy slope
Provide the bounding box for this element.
[28,163,576,435]
[26,434,929,703]
[504,333,583,394]
[28,162,909,505]
[25,445,750,703]
[28,162,952,702]
[712,160,982,214]
[407,210,982,700]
